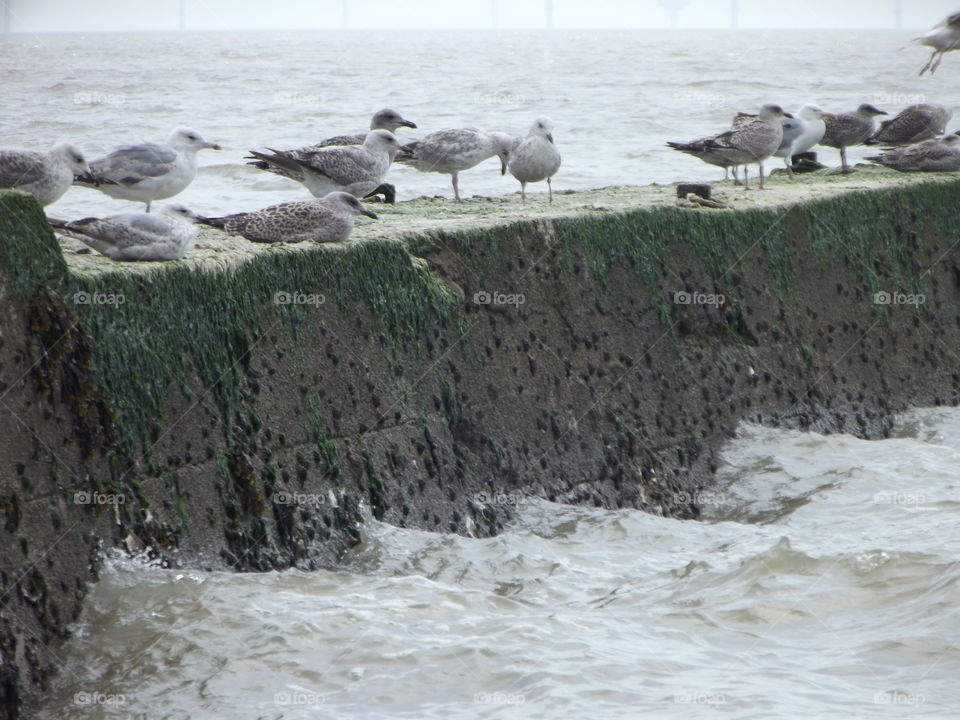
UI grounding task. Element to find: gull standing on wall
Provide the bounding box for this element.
[507,117,561,203]
[74,128,221,211]
[0,143,90,206]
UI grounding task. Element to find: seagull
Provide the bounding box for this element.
[821,104,888,173]
[775,104,833,178]
[246,129,405,203]
[701,104,790,189]
[74,128,221,211]
[866,104,953,146]
[0,143,90,206]
[667,123,746,184]
[253,109,416,203]
[867,133,960,172]
[196,191,377,244]
[316,108,418,147]
[507,117,561,203]
[50,204,199,261]
[916,11,960,76]
[396,128,517,202]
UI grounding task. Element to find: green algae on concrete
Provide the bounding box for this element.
[0,190,67,303]
[31,168,960,456]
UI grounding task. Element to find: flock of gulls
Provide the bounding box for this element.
[0,110,561,261]
[1,9,960,263]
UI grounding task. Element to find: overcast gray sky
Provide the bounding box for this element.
[3,0,958,32]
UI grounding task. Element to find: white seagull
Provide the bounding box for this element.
[0,143,90,206]
[396,128,517,202]
[507,117,562,203]
[775,104,833,178]
[916,11,960,76]
[75,128,221,212]
[50,204,200,261]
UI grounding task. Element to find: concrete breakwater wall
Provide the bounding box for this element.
[1,173,959,717]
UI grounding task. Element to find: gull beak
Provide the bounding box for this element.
[401,120,418,129]
[783,113,794,119]
[361,207,378,220]
[205,142,222,150]
[399,144,414,154]
[824,113,837,120]
[546,133,554,143]
[500,158,508,175]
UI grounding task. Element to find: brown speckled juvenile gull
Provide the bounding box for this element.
[821,104,888,173]
[197,191,377,244]
[667,133,743,184]
[867,133,960,172]
[916,11,960,76]
[49,204,199,261]
[74,128,221,212]
[507,117,561,203]
[701,104,790,189]
[0,143,89,206]
[246,130,404,202]
[867,104,953,146]
[397,128,517,202]
[316,108,418,148]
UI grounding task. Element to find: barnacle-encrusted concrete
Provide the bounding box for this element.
[2,168,960,719]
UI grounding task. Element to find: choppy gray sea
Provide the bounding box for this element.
[1,29,956,217]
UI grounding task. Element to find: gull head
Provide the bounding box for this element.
[488,132,519,175]
[364,129,405,159]
[371,108,418,132]
[168,128,222,153]
[857,104,888,117]
[159,203,201,223]
[798,105,832,121]
[760,104,792,119]
[51,143,90,176]
[325,191,378,220]
[529,116,556,143]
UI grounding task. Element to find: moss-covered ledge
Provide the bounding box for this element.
[2,170,960,719]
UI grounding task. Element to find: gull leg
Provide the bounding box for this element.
[548,177,553,203]
[452,172,461,203]
[759,161,766,189]
[521,181,527,204]
[785,153,796,180]
[743,165,750,190]
[145,200,152,213]
[932,51,944,74]
[840,146,850,173]
[733,166,743,186]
